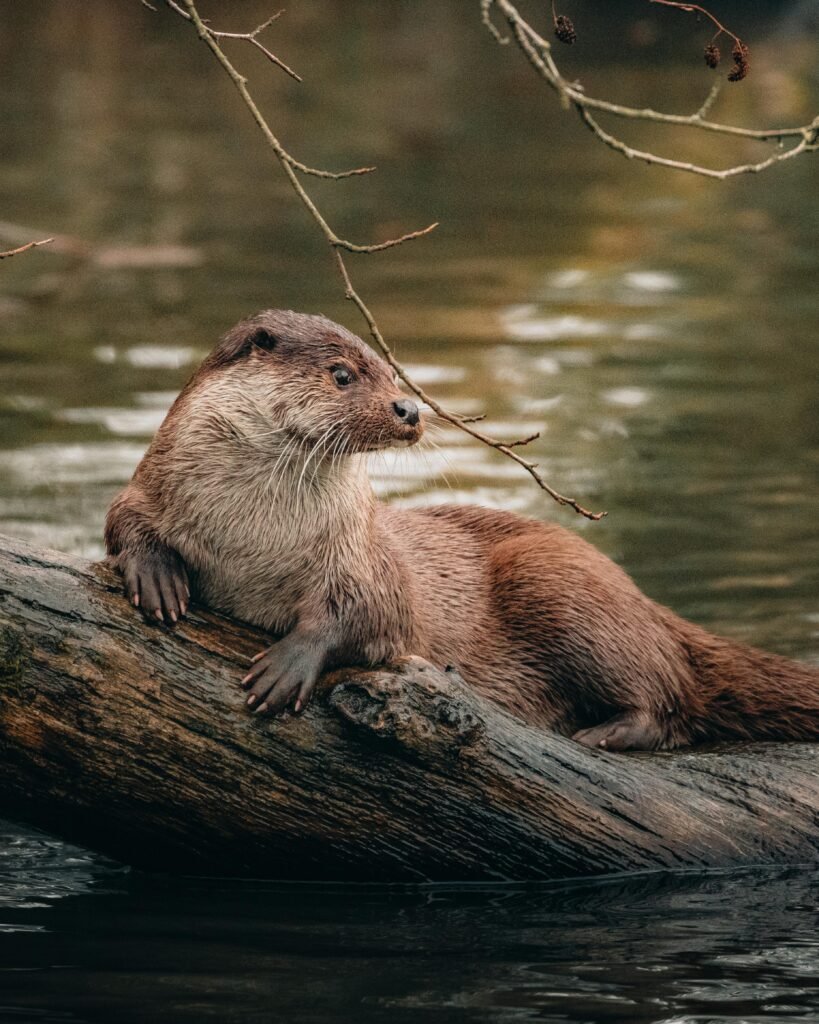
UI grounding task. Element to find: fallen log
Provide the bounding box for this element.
[0,533,817,881]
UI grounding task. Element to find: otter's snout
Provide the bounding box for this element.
[392,398,420,427]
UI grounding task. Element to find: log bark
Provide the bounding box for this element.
[0,533,817,881]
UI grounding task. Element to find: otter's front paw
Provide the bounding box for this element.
[240,635,324,716]
[119,545,190,624]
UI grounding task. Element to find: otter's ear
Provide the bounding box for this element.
[247,328,277,353]
[246,333,274,358]
[204,322,278,370]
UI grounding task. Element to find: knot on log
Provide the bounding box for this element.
[326,656,486,760]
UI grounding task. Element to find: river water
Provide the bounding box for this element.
[0,1,817,1021]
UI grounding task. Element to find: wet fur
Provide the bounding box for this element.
[106,310,819,750]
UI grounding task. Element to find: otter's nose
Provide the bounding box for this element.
[392,398,420,427]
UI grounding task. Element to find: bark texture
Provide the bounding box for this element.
[0,534,817,881]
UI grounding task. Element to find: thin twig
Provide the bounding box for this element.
[246,39,302,83]
[695,81,722,120]
[334,222,439,255]
[210,12,283,40]
[284,156,377,180]
[499,432,541,449]
[649,0,741,47]
[578,106,810,179]
[0,238,54,260]
[165,0,603,518]
[207,13,302,83]
[165,0,189,19]
[481,0,508,44]
[334,252,605,519]
[485,0,819,175]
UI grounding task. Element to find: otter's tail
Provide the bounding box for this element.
[667,615,819,743]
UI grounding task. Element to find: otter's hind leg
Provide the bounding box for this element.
[489,533,693,752]
[572,711,666,752]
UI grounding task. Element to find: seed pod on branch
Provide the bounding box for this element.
[704,43,721,69]
[728,41,750,82]
[554,14,576,45]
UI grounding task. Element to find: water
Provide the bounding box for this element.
[0,1,817,1020]
[1,828,818,1023]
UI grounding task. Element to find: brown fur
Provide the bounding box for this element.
[105,310,819,750]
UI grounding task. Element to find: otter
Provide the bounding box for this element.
[105,310,819,751]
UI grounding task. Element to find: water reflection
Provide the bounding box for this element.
[0,828,817,1024]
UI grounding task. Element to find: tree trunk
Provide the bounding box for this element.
[0,534,817,881]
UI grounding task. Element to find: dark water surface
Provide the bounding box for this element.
[2,828,819,1024]
[1,1,818,1021]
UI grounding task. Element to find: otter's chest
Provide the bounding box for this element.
[161,487,360,633]
[191,539,313,633]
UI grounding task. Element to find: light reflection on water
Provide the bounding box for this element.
[0,1,817,1020]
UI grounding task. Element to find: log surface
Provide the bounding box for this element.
[0,534,817,881]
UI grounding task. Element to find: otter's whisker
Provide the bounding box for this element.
[270,435,304,507]
[391,448,417,496]
[269,434,300,484]
[422,435,458,492]
[331,429,351,468]
[325,430,345,474]
[264,434,299,490]
[308,426,341,491]
[296,425,336,502]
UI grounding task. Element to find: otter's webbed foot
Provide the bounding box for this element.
[572,710,664,752]
[241,632,326,716]
[118,545,190,625]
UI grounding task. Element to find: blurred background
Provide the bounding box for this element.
[0,2,817,1021]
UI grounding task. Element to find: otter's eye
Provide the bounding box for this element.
[332,366,354,388]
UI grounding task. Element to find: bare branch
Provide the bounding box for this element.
[165,0,190,20]
[577,105,812,180]
[480,0,509,44]
[201,9,302,82]
[649,0,741,47]
[210,12,284,40]
[495,432,541,449]
[485,0,818,176]
[246,38,302,83]
[0,237,54,260]
[333,222,439,255]
[695,81,722,120]
[284,155,377,180]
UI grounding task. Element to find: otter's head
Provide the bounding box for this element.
[195,310,424,454]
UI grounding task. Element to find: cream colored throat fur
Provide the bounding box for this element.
[155,388,376,634]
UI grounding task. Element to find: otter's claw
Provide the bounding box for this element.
[119,546,190,625]
[241,634,324,716]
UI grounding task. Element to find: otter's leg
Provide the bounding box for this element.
[240,627,330,715]
[488,534,689,753]
[117,544,190,624]
[572,710,666,752]
[105,484,190,624]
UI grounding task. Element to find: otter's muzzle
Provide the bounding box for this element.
[392,398,420,427]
